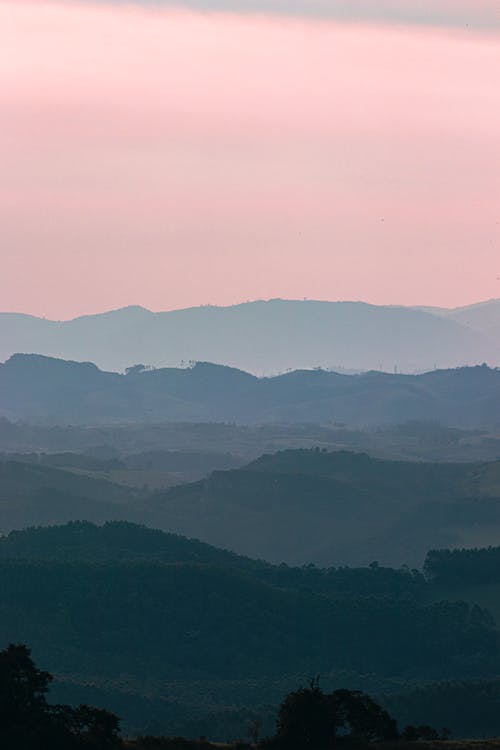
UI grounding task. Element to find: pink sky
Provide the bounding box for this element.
[1,0,499,318]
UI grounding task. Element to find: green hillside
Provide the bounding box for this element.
[0,461,137,533]
[5,449,500,568]
[0,448,244,489]
[143,450,500,567]
[0,520,253,567]
[2,521,500,739]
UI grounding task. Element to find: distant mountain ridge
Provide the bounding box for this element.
[2,353,500,428]
[414,298,500,336]
[1,298,499,374]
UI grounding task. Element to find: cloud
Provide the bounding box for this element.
[63,0,500,30]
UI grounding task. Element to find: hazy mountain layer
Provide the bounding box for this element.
[3,418,500,465]
[144,449,500,567]
[1,299,498,374]
[0,460,136,533]
[4,449,500,567]
[2,353,500,428]
[417,298,500,336]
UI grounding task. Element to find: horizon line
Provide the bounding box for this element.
[1,296,500,323]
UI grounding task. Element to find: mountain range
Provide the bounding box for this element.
[1,353,500,428]
[1,298,499,374]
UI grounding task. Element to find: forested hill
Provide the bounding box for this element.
[0,520,251,567]
[0,520,423,597]
[143,450,500,567]
[4,524,483,687]
[1,354,500,428]
[0,460,137,533]
[425,545,500,586]
[2,521,500,739]
[4,449,500,567]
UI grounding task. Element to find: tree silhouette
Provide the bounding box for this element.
[331,689,398,742]
[276,680,335,750]
[0,643,52,744]
[276,683,399,748]
[0,643,121,750]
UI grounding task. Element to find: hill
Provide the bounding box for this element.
[0,461,137,534]
[2,355,500,428]
[419,298,500,337]
[1,521,499,739]
[0,299,497,375]
[0,519,425,598]
[0,520,253,568]
[4,450,500,567]
[139,450,500,567]
[0,448,244,489]
[3,418,500,465]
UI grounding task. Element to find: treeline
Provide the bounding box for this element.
[385,678,500,740]
[4,522,500,738]
[0,645,446,750]
[268,680,450,748]
[0,643,121,750]
[425,546,500,586]
[0,521,425,598]
[0,521,248,567]
[2,559,493,680]
[0,523,496,683]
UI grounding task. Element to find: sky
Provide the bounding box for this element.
[1,0,499,319]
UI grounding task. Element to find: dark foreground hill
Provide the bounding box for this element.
[2,521,500,739]
[2,354,500,428]
[1,299,497,374]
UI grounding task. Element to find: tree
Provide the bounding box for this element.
[125,364,147,376]
[276,679,335,750]
[402,725,451,741]
[276,684,399,748]
[0,643,52,740]
[331,689,399,742]
[0,644,121,749]
[50,704,121,748]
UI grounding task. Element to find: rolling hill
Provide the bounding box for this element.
[3,417,500,466]
[2,354,500,428]
[418,298,500,338]
[1,521,499,739]
[0,460,137,533]
[5,448,500,567]
[141,449,500,567]
[5,449,500,567]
